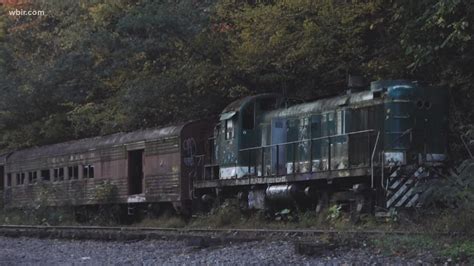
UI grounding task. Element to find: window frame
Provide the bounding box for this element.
[83,164,95,179]
[225,119,234,140]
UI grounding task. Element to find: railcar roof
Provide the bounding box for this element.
[0,152,7,165]
[8,123,187,162]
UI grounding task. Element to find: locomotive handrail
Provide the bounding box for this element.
[238,129,377,178]
[238,129,376,152]
[371,131,381,189]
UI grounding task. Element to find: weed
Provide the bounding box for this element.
[441,240,474,261]
[93,181,118,203]
[371,235,439,256]
[327,204,342,221]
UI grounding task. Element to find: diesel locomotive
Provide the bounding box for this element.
[0,80,448,215]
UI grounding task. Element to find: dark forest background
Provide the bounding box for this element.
[0,0,472,159]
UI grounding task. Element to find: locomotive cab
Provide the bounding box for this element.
[215,94,284,179]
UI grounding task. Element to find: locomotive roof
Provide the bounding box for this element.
[8,123,187,162]
[264,89,379,118]
[221,93,282,114]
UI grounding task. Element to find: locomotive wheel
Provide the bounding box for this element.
[315,192,329,213]
[350,194,365,223]
[354,194,365,213]
[350,193,373,217]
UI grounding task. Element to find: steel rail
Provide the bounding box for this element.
[0,224,445,236]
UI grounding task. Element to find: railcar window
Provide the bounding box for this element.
[28,172,37,184]
[83,165,95,179]
[53,168,59,182]
[20,173,25,185]
[41,169,50,181]
[16,173,20,186]
[68,166,79,180]
[53,168,65,181]
[59,168,64,181]
[225,119,234,140]
[7,173,11,187]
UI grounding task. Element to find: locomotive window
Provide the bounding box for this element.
[7,173,11,187]
[321,115,327,136]
[225,119,234,140]
[242,102,255,130]
[41,169,50,181]
[311,116,321,138]
[68,166,79,180]
[287,119,300,142]
[336,110,345,135]
[327,112,336,136]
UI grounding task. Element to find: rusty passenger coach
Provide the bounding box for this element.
[0,120,211,212]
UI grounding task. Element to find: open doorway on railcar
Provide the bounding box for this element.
[128,149,144,195]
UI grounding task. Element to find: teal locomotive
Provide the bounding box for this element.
[197,80,448,212]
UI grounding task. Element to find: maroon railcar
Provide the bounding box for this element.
[1,120,211,212]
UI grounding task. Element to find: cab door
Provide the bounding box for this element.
[271,118,287,175]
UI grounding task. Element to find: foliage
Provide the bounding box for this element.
[93,181,118,203]
[0,0,472,160]
[441,241,474,261]
[372,234,474,262]
[421,160,474,208]
[327,204,342,221]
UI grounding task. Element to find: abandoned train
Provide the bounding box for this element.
[0,80,448,215]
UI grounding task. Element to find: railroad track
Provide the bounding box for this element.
[0,224,430,242]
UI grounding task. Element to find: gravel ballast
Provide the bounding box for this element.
[0,236,432,265]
